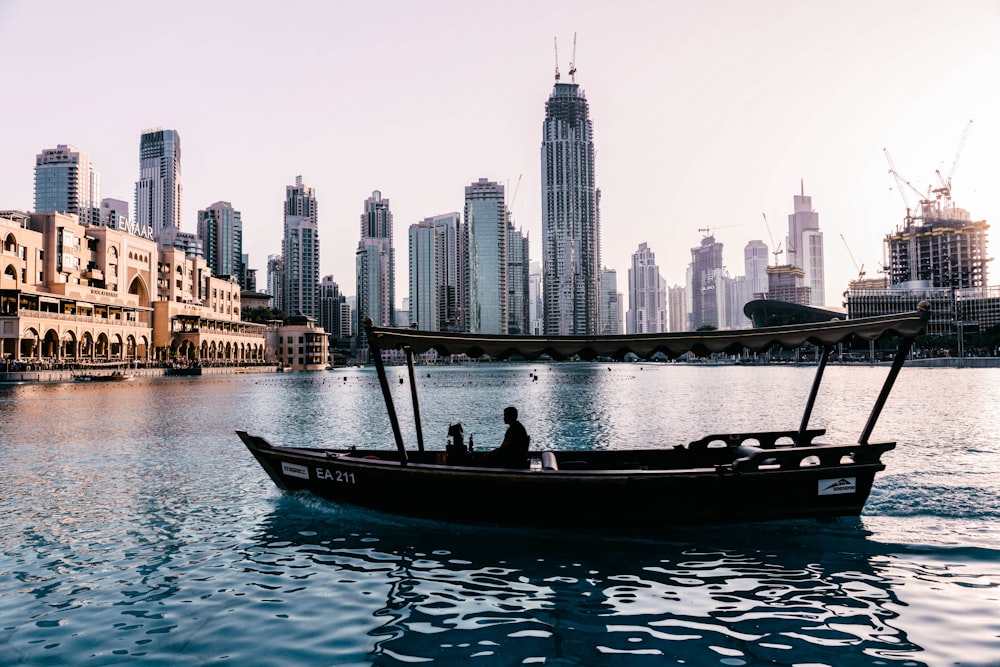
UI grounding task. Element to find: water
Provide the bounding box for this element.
[2,364,999,666]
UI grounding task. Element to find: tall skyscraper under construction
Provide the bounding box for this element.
[885,204,989,289]
[540,57,600,335]
[135,129,182,236]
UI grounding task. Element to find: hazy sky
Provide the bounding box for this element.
[2,0,998,308]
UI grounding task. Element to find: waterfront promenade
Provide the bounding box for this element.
[0,361,279,383]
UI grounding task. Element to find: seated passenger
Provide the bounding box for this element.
[479,406,530,469]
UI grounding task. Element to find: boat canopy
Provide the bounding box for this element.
[366,305,930,361]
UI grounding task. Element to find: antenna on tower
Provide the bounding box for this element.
[553,37,560,81]
[568,33,577,82]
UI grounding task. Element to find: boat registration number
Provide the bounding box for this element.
[818,477,857,495]
[317,467,356,484]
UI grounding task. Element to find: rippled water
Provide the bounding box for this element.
[2,364,999,666]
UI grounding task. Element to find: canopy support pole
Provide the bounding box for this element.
[798,345,831,444]
[859,335,915,445]
[405,347,425,452]
[364,318,408,464]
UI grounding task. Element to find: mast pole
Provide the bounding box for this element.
[858,334,916,445]
[798,344,831,444]
[364,318,408,463]
[405,347,425,452]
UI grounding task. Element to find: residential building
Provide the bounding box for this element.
[689,234,724,329]
[541,74,600,335]
[135,129,182,236]
[34,144,101,226]
[528,261,543,336]
[464,179,507,334]
[283,176,319,319]
[507,221,530,334]
[197,201,244,287]
[744,239,769,299]
[408,213,462,331]
[356,190,395,333]
[266,254,282,311]
[667,285,686,332]
[626,243,666,334]
[599,267,623,335]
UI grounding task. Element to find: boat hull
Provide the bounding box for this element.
[237,431,891,528]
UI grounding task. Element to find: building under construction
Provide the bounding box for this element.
[885,203,989,289]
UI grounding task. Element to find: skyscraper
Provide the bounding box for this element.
[135,129,182,236]
[283,176,319,319]
[356,190,395,330]
[34,145,100,226]
[464,178,507,334]
[689,234,725,329]
[318,275,348,341]
[408,213,462,332]
[507,221,530,334]
[599,267,623,335]
[627,243,667,334]
[197,201,244,286]
[744,239,769,299]
[786,181,825,306]
[541,71,600,335]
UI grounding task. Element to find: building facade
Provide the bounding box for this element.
[626,243,666,334]
[356,190,395,332]
[786,182,825,307]
[1,211,265,367]
[34,145,101,226]
[689,234,724,329]
[135,129,182,236]
[197,201,244,287]
[283,176,319,319]
[541,78,600,335]
[507,221,530,334]
[599,267,623,335]
[464,178,507,334]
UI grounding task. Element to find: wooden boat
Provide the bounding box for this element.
[238,304,929,528]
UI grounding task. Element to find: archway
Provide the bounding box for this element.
[96,333,110,359]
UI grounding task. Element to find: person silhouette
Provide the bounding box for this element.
[480,406,530,468]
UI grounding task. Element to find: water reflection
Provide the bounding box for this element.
[246,499,930,666]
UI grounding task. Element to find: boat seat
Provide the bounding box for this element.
[541,451,559,470]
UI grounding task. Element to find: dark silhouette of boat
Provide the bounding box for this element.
[237,304,929,528]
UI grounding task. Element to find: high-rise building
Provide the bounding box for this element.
[356,190,395,331]
[34,145,101,226]
[408,213,462,332]
[100,198,129,230]
[318,275,348,341]
[528,261,543,336]
[266,254,283,311]
[599,267,623,335]
[885,208,989,289]
[786,182,825,306]
[541,73,600,335]
[135,129,182,236]
[507,222,530,334]
[627,243,667,334]
[197,201,244,286]
[464,179,507,334]
[744,240,769,299]
[667,285,686,332]
[689,234,725,329]
[283,176,319,319]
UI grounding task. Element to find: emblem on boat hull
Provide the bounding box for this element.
[281,461,310,480]
[818,477,857,495]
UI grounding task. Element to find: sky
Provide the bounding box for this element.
[2,0,998,308]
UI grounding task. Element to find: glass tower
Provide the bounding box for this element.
[197,201,244,287]
[464,178,507,335]
[283,176,319,319]
[135,129,182,236]
[356,190,395,330]
[34,145,100,226]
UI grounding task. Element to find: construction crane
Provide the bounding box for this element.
[553,37,560,81]
[568,33,577,82]
[697,224,742,238]
[933,118,974,202]
[761,213,782,265]
[840,233,866,282]
[883,147,928,214]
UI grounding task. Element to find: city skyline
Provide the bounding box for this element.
[1,1,998,308]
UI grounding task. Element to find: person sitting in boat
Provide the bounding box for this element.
[479,406,530,469]
[445,422,470,464]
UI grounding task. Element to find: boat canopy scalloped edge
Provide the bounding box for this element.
[366,304,930,361]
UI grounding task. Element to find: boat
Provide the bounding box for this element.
[237,304,929,528]
[74,369,134,382]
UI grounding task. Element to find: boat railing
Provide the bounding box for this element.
[730,441,895,473]
[686,429,826,451]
